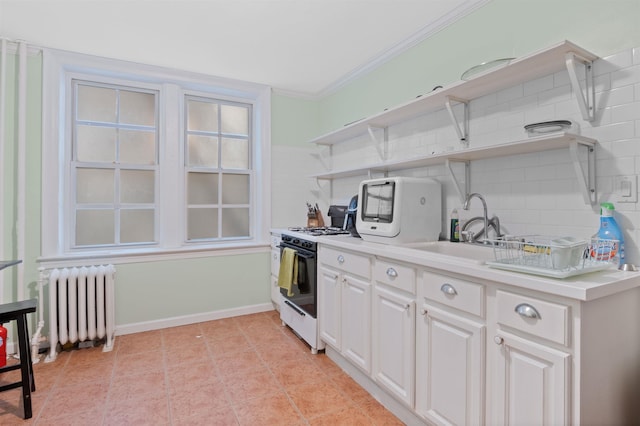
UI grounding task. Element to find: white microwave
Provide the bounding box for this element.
[356,176,441,244]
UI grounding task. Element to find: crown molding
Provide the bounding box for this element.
[0,38,42,56]
[275,0,491,100]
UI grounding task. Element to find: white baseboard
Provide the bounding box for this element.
[114,303,275,336]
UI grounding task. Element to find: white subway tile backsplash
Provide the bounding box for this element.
[594,50,634,76]
[538,84,572,106]
[496,85,524,104]
[292,45,640,264]
[611,64,640,89]
[523,104,557,125]
[524,75,554,96]
[593,73,612,94]
[597,85,635,110]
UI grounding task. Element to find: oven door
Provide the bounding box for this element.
[279,243,317,318]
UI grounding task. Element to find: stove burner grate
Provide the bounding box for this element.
[288,226,350,236]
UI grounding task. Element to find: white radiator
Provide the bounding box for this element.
[44,265,116,362]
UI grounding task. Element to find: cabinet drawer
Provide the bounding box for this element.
[496,290,570,346]
[320,246,371,279]
[374,259,416,294]
[422,271,484,317]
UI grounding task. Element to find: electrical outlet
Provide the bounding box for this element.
[613,175,637,203]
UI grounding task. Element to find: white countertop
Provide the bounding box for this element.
[312,234,640,302]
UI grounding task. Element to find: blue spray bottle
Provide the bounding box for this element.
[594,202,625,266]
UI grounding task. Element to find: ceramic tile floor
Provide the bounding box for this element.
[0,310,404,425]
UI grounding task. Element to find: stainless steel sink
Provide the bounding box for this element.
[401,241,495,264]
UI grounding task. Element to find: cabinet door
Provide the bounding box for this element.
[416,304,485,425]
[318,266,341,350]
[342,274,372,373]
[373,285,415,407]
[492,331,570,426]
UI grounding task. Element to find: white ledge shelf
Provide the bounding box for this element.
[309,40,597,146]
[311,132,597,204]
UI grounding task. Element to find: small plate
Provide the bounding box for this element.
[461,58,515,80]
[524,120,572,134]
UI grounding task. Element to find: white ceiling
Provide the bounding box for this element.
[0,0,488,96]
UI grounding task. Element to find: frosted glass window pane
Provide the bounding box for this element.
[188,172,218,204]
[76,169,114,203]
[221,137,249,169]
[188,208,218,239]
[222,208,249,238]
[187,135,218,167]
[76,209,114,245]
[121,209,155,243]
[76,125,116,162]
[121,170,155,203]
[221,174,249,204]
[120,90,155,126]
[77,85,116,122]
[120,130,156,164]
[221,105,248,135]
[188,100,218,132]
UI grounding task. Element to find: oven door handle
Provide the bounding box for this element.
[284,300,306,317]
[278,245,315,259]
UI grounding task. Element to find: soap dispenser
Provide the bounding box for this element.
[450,208,460,242]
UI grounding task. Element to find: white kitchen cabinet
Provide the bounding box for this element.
[416,271,486,426]
[317,239,640,425]
[492,330,570,426]
[490,289,571,425]
[318,246,372,373]
[372,259,416,407]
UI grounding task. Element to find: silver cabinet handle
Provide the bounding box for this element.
[420,308,427,316]
[494,335,504,345]
[515,303,542,320]
[386,267,398,278]
[440,283,457,296]
[337,255,345,264]
[403,303,410,311]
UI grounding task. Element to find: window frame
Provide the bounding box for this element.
[41,48,271,264]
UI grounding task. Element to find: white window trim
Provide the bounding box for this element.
[41,48,271,264]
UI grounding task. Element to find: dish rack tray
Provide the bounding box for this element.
[486,236,617,278]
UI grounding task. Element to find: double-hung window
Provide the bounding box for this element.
[42,49,271,260]
[185,97,252,241]
[73,81,159,247]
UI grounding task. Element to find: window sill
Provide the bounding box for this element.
[37,242,270,269]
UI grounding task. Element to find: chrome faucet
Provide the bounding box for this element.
[463,193,489,244]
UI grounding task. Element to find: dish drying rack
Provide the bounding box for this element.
[486,236,618,278]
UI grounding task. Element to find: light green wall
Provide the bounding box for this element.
[271,93,321,146]
[115,254,270,324]
[315,0,640,135]
[1,53,42,304]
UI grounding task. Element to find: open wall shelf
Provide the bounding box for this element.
[309,40,597,147]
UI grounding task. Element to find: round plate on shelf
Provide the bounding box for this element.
[524,120,572,134]
[461,58,515,80]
